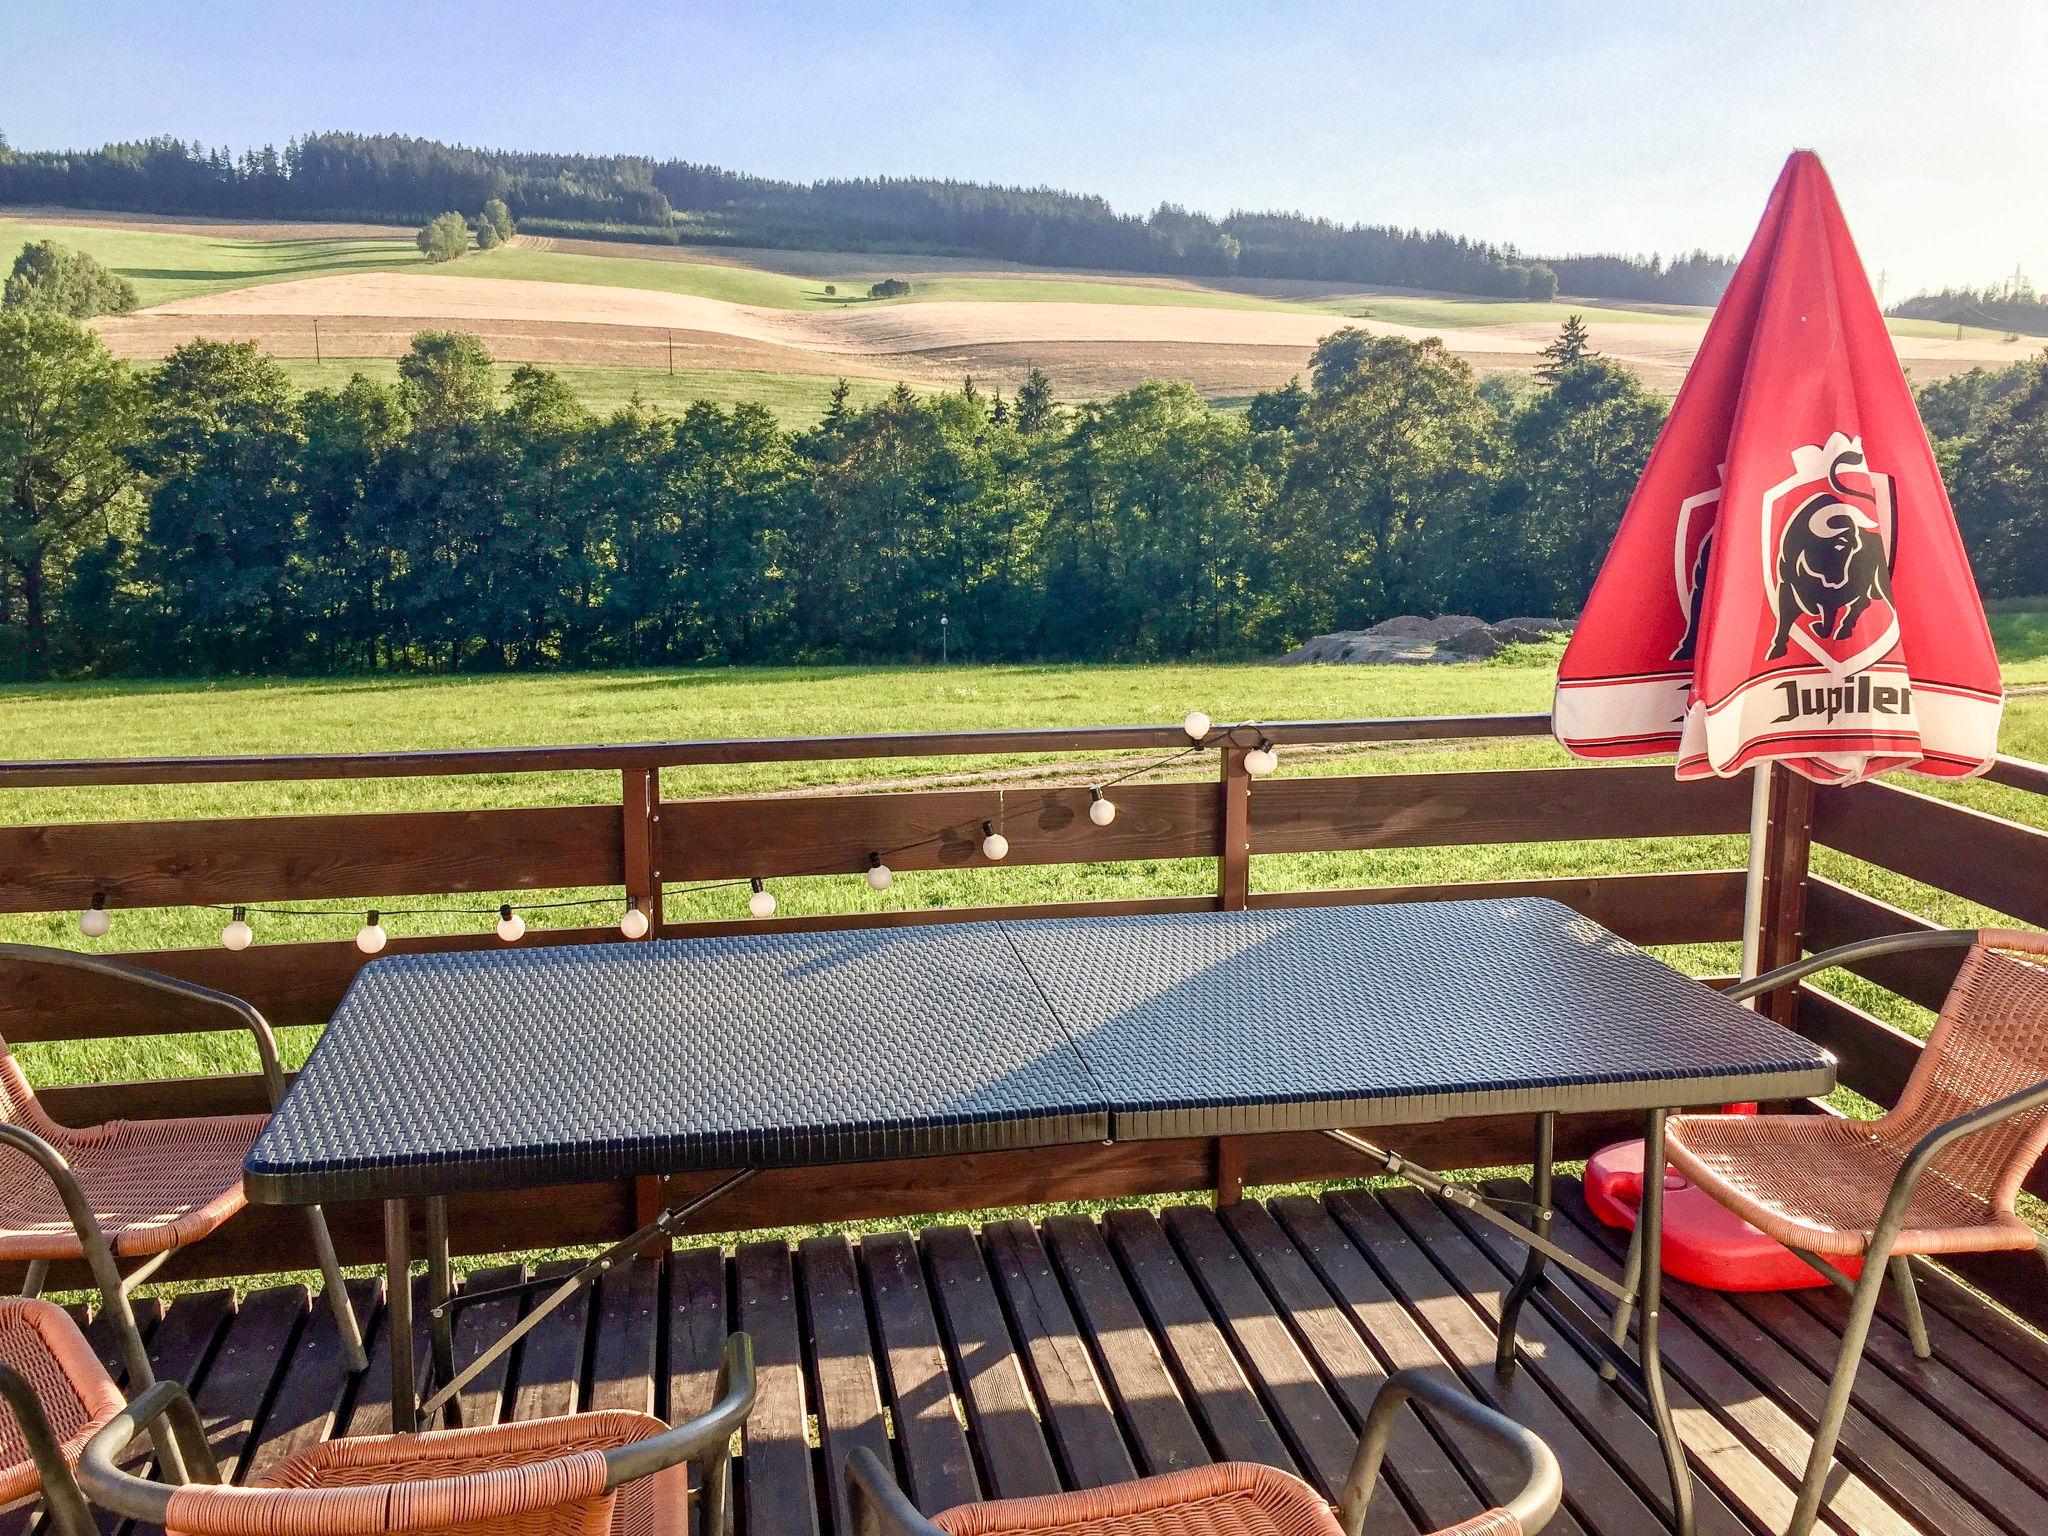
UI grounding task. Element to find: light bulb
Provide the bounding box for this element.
[221,907,253,951]
[78,895,110,939]
[496,904,525,943]
[1244,741,1279,776]
[981,822,1009,861]
[620,904,651,939]
[866,854,893,891]
[1182,711,1211,742]
[748,879,777,919]
[356,913,387,955]
[1089,789,1117,826]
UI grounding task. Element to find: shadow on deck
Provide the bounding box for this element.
[16,1177,2046,1536]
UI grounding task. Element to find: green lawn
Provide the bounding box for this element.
[0,219,425,307]
[272,357,921,424]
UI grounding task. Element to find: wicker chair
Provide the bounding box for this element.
[0,1297,127,1536]
[1668,926,2048,1536]
[846,1368,1561,1536]
[76,1332,754,1536]
[0,944,366,1479]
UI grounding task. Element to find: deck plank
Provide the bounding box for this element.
[240,1277,374,1484]
[448,1264,525,1429]
[1232,1198,1498,1536]
[667,1245,730,1428]
[1161,1205,1384,1512]
[800,1236,892,1536]
[114,1288,236,1536]
[185,1286,306,1479]
[861,1230,980,1515]
[505,1260,590,1425]
[339,1275,430,1440]
[588,1257,660,1417]
[922,1224,1062,1501]
[735,1240,822,1536]
[1102,1208,1296,1473]
[983,1218,1136,1491]
[1041,1214,1209,1480]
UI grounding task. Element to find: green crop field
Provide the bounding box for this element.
[271,358,920,423]
[3,632,2045,1097]
[0,218,424,307]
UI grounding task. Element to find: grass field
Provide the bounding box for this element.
[0,219,424,307]
[272,358,918,423]
[3,626,2044,1092]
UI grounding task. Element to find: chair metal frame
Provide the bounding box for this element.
[75,1333,754,1535]
[0,944,367,1478]
[846,1366,1562,1536]
[1704,927,2048,1536]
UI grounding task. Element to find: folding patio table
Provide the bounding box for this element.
[247,898,1834,1536]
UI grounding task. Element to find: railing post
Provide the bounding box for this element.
[1219,743,1251,910]
[1754,763,1815,1028]
[622,767,663,937]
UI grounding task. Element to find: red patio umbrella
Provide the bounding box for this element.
[1554,150,2002,798]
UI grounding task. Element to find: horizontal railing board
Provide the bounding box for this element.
[1986,755,2048,797]
[1793,984,1924,1110]
[0,874,1741,1043]
[0,1108,1635,1286]
[0,804,624,914]
[0,714,1556,788]
[657,782,1218,880]
[1249,869,1748,947]
[1247,763,1751,853]
[1803,879,1958,1013]
[1813,780,2048,929]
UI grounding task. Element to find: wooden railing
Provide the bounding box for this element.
[2,715,2042,1322]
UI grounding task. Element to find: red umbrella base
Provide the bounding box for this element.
[1584,1138,1862,1291]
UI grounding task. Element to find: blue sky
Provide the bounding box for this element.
[7,1,2041,294]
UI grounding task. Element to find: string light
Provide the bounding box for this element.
[981,821,1009,861]
[78,893,110,939]
[180,712,1257,939]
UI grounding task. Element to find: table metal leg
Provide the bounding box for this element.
[1495,1111,1555,1377]
[384,1199,417,1434]
[424,1197,461,1428]
[1600,1207,1646,1384]
[1639,1109,1694,1536]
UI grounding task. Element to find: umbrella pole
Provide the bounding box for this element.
[1739,763,1771,990]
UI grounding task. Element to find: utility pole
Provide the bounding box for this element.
[1875,269,1887,310]
[667,329,674,377]
[312,316,321,365]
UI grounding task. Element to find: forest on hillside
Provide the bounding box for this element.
[5,305,2043,680]
[0,131,1736,305]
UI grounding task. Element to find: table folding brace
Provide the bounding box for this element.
[385,1167,760,1432]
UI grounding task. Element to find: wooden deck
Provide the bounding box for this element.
[17,1177,2048,1536]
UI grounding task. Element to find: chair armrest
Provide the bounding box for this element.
[846,1446,947,1536]
[1338,1369,1562,1536]
[1871,1075,2048,1252]
[0,943,288,1109]
[601,1332,756,1488]
[76,1378,223,1520]
[1724,929,1982,1006]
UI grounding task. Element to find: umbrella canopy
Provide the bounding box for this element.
[1553,150,2002,786]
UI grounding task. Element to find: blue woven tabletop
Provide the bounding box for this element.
[246,925,1106,1202]
[248,898,1833,1203]
[1006,898,1835,1139]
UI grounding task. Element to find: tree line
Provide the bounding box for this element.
[6,309,2040,681]
[1891,280,2048,339]
[0,131,1734,306]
